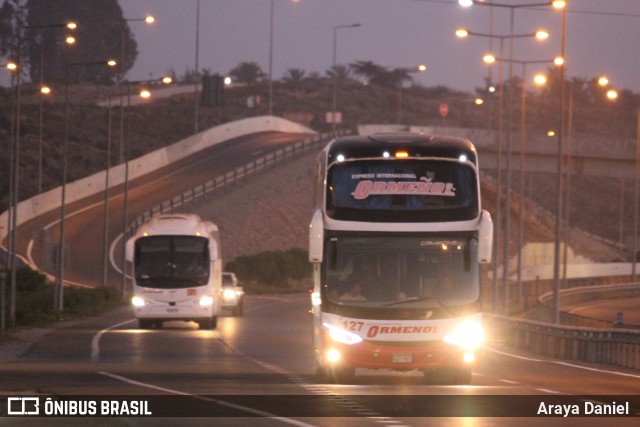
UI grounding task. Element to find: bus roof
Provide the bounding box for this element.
[326,133,477,165]
[133,213,219,238]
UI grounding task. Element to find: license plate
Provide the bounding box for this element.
[392,353,413,363]
[167,308,178,313]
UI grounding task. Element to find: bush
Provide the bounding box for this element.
[225,248,311,289]
[8,267,124,327]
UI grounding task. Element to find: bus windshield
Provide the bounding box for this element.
[326,159,478,222]
[324,235,479,308]
[134,236,210,288]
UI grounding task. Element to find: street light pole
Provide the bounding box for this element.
[268,0,274,116]
[119,77,173,299]
[458,28,548,312]
[632,110,640,282]
[56,59,117,313]
[102,86,113,288]
[119,15,155,163]
[552,5,567,324]
[331,23,360,134]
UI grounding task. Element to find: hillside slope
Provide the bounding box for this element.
[188,145,622,266]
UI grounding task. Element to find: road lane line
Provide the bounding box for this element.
[488,347,640,379]
[97,371,317,426]
[91,318,137,362]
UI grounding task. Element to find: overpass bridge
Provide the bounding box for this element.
[358,124,639,179]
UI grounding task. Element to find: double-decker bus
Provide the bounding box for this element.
[125,214,222,330]
[309,133,493,384]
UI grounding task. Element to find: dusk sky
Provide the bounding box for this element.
[122,0,640,94]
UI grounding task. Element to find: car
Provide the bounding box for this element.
[221,272,244,316]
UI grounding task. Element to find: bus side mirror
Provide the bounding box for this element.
[478,210,493,264]
[125,237,135,262]
[309,209,324,263]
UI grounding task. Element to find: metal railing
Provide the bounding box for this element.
[487,313,640,370]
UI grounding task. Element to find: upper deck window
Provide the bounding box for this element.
[326,159,478,222]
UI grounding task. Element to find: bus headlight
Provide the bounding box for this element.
[323,322,363,345]
[443,319,485,350]
[199,296,214,306]
[131,296,145,307]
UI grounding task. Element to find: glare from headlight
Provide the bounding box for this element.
[131,296,145,307]
[223,289,236,300]
[443,319,485,350]
[326,348,341,363]
[199,296,214,306]
[323,322,363,345]
[311,291,321,306]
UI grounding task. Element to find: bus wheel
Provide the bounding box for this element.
[138,319,152,329]
[211,316,218,329]
[328,366,355,384]
[198,318,212,329]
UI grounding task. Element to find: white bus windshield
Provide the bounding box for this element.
[324,235,479,308]
[326,160,478,222]
[134,236,210,288]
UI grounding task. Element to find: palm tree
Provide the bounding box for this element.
[325,64,351,82]
[282,68,306,83]
[350,60,387,86]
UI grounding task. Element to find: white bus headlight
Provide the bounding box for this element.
[443,319,485,350]
[131,296,145,307]
[323,322,363,345]
[199,296,214,306]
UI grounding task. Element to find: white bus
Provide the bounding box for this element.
[125,214,222,329]
[309,133,493,384]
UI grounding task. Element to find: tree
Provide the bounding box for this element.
[229,61,266,85]
[350,60,386,85]
[21,0,135,83]
[282,68,306,83]
[325,64,350,82]
[0,0,26,64]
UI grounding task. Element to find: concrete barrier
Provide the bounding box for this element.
[0,115,316,244]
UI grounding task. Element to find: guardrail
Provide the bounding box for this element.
[536,282,640,329]
[126,130,350,236]
[487,314,640,370]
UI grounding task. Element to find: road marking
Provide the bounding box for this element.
[91,318,137,362]
[488,347,640,379]
[568,299,621,314]
[97,371,316,426]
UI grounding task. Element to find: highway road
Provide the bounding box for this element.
[563,296,640,326]
[4,130,639,425]
[2,294,639,425]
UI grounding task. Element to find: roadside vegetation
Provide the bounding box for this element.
[225,248,311,293]
[11,267,123,327]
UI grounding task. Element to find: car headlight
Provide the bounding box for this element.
[223,289,237,300]
[323,322,363,345]
[131,296,145,307]
[199,296,214,306]
[443,319,485,350]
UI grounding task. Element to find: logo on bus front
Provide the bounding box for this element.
[351,176,456,200]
